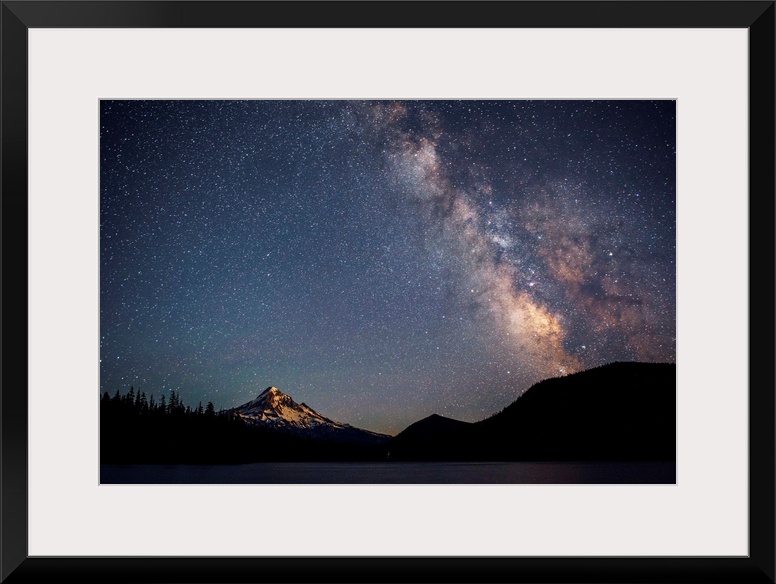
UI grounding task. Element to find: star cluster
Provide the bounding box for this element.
[100,100,675,434]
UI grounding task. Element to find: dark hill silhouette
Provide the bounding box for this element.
[388,362,675,462]
[388,414,474,460]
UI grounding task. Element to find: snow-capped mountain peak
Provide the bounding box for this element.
[229,386,351,432]
[224,386,392,444]
[255,386,293,408]
[260,386,281,397]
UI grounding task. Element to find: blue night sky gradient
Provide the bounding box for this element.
[100,100,676,435]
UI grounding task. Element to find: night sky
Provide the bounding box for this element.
[100,100,675,435]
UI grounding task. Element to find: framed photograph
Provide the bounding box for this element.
[3,1,773,582]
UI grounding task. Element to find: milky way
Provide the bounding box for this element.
[100,100,675,434]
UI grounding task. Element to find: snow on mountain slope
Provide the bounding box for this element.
[226,387,391,443]
[229,386,350,431]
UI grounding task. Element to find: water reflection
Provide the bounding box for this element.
[101,461,675,484]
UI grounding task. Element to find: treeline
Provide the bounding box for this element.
[101,387,219,420]
[100,388,387,464]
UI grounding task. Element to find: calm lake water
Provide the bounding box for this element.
[101,461,675,484]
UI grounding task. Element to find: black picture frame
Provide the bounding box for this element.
[1,2,773,582]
